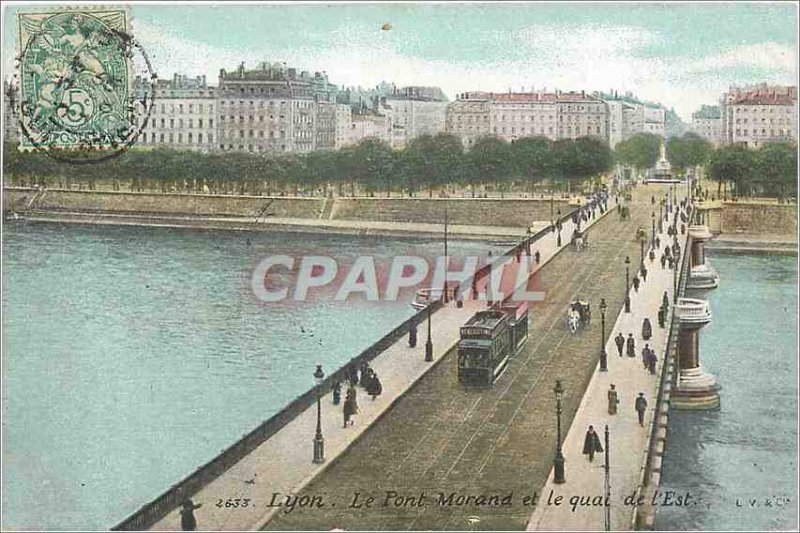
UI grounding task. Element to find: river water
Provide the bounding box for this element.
[1,222,502,530]
[655,252,798,531]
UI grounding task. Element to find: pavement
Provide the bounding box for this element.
[144,198,613,531]
[525,198,690,531]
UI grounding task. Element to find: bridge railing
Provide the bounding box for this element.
[630,205,694,530]
[112,204,582,531]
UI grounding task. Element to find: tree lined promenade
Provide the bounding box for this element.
[3,135,613,199]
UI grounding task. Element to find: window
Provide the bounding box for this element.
[198,119,203,128]
[188,133,193,143]
[179,119,183,128]
[188,104,193,114]
[239,130,244,138]
[178,133,183,142]
[170,119,175,128]
[198,133,203,143]
[160,133,165,142]
[209,119,213,128]
[160,118,165,128]
[209,134,213,143]
[169,133,174,142]
[188,119,193,128]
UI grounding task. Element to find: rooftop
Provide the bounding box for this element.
[692,105,721,120]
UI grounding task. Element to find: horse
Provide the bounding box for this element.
[567,309,580,333]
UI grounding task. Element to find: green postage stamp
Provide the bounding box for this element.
[16,7,135,152]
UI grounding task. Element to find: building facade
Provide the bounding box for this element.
[446,90,609,147]
[134,74,218,152]
[217,62,337,153]
[720,84,797,148]
[690,105,723,146]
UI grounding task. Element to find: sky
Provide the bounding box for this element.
[2,1,798,121]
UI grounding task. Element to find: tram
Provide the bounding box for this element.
[457,302,529,387]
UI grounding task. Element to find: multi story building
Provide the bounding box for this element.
[383,90,448,149]
[445,92,493,148]
[217,62,338,153]
[555,91,608,140]
[316,101,352,150]
[134,74,218,152]
[344,108,391,146]
[642,106,666,137]
[446,90,607,147]
[690,105,723,146]
[720,84,797,148]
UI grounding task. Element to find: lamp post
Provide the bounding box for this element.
[673,249,681,304]
[604,425,611,531]
[624,256,631,313]
[443,207,449,304]
[599,298,608,372]
[553,380,566,484]
[425,304,433,362]
[312,364,325,464]
[640,238,645,267]
[651,211,656,245]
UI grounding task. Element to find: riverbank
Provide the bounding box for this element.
[706,233,797,255]
[8,210,546,241]
[3,187,576,239]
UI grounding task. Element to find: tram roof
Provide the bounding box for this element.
[463,310,509,332]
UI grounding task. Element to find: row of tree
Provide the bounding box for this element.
[4,132,795,199]
[3,134,614,197]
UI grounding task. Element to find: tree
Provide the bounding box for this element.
[667,132,711,175]
[707,144,755,199]
[614,133,662,174]
[755,142,797,201]
[405,133,464,198]
[468,136,511,197]
[511,136,551,195]
[551,137,613,192]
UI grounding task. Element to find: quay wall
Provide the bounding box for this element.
[3,188,569,227]
[3,188,324,219]
[330,197,570,227]
[700,201,797,237]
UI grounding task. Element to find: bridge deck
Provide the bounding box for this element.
[264,187,671,531]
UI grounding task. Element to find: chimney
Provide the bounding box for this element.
[581,90,585,98]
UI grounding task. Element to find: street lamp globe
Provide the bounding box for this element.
[600,298,607,316]
[314,364,325,386]
[554,379,564,402]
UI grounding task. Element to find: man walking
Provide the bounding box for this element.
[635,393,648,427]
[641,343,651,369]
[626,333,636,358]
[615,332,625,357]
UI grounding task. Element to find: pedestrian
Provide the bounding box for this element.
[557,233,562,247]
[180,499,202,532]
[642,317,652,340]
[641,343,651,369]
[583,425,604,462]
[662,291,670,311]
[615,332,625,357]
[332,381,342,405]
[649,249,656,262]
[632,275,640,292]
[608,384,619,415]
[641,264,648,282]
[655,236,660,249]
[535,250,541,264]
[651,195,655,205]
[343,385,358,427]
[408,322,418,348]
[367,372,383,400]
[635,393,648,427]
[647,350,657,375]
[657,305,665,328]
[626,334,636,358]
[660,254,667,269]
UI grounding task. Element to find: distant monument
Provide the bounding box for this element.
[653,141,673,180]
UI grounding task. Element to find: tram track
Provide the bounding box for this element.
[265,189,662,531]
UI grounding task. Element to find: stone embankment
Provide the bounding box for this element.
[3,188,571,238]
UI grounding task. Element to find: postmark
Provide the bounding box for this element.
[15,6,156,163]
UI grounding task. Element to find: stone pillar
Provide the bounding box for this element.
[687,225,719,291]
[671,298,720,410]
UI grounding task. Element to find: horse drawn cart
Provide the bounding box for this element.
[567,300,591,333]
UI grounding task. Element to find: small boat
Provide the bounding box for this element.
[411,287,444,310]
